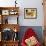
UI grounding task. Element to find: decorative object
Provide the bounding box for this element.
[2,28,13,41]
[14,28,17,32]
[15,0,17,7]
[13,32,18,41]
[24,8,37,19]
[25,36,39,46]
[2,10,9,15]
[9,10,18,15]
[9,10,14,15]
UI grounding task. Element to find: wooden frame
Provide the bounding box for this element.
[24,8,37,19]
[2,10,9,15]
[0,32,1,41]
[0,15,1,24]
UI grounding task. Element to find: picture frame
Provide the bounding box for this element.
[9,10,18,15]
[2,10,9,15]
[24,8,37,19]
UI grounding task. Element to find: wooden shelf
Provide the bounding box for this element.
[0,7,19,16]
[2,40,19,42]
[1,40,19,46]
[0,7,19,46]
[0,24,20,32]
[0,7,19,10]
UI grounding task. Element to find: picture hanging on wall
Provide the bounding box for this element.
[24,8,37,19]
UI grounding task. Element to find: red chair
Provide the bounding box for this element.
[21,28,41,46]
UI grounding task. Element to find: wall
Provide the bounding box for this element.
[18,0,44,26]
[0,0,44,26]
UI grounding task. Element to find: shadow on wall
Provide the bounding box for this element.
[18,26,44,44]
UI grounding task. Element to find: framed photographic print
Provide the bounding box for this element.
[24,8,37,19]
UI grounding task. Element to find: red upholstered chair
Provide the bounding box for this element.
[21,28,41,46]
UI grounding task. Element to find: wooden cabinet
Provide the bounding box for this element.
[0,7,19,46]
